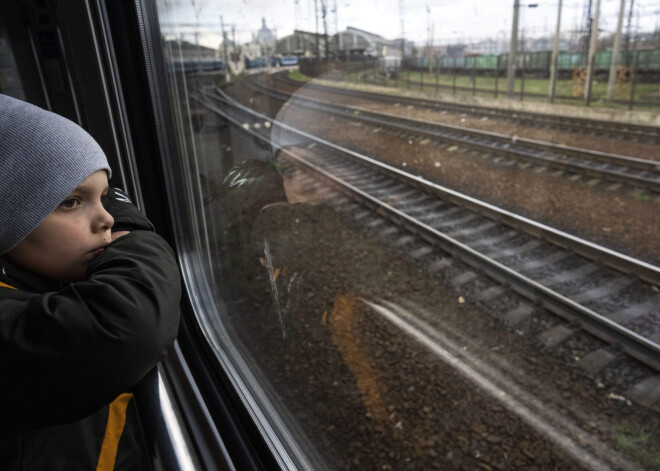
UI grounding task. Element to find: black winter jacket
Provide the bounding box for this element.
[0,188,181,470]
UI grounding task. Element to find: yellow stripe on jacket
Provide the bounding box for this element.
[96,393,133,471]
[0,281,16,289]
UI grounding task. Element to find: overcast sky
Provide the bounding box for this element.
[157,0,660,49]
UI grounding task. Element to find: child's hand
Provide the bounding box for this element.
[111,231,130,241]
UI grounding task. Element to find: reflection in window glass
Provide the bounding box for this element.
[0,20,25,99]
[156,1,660,469]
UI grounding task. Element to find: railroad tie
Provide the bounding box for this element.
[577,348,619,375]
[540,262,599,286]
[428,258,452,273]
[519,250,570,271]
[469,230,518,249]
[626,376,660,411]
[476,285,506,303]
[488,239,542,259]
[538,324,575,348]
[572,277,634,304]
[410,245,434,259]
[392,234,415,248]
[503,303,535,326]
[451,271,478,288]
[447,221,497,238]
[606,294,660,325]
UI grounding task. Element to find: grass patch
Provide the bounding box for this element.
[611,421,660,469]
[288,69,311,83]
[337,67,660,112]
[399,70,660,105]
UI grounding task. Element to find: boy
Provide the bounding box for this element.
[0,94,181,469]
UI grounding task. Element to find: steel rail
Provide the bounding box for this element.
[250,76,660,172]
[198,88,660,371]
[209,87,660,286]
[244,77,660,193]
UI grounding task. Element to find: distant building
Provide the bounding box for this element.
[333,26,400,58]
[277,26,415,61]
[254,18,276,55]
[391,37,415,58]
[165,39,218,60]
[276,30,325,57]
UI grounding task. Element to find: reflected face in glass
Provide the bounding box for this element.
[5,170,113,282]
[277,146,327,204]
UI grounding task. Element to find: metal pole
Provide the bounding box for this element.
[321,0,329,62]
[628,50,638,110]
[334,0,340,61]
[429,24,434,74]
[221,16,231,82]
[399,0,405,60]
[495,55,500,97]
[232,26,238,72]
[506,0,520,97]
[549,0,563,102]
[314,0,320,59]
[426,6,432,73]
[521,33,526,100]
[584,0,601,102]
[607,0,626,100]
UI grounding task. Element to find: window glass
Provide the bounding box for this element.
[156,1,660,469]
[0,20,25,99]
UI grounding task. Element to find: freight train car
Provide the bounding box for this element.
[414,48,660,79]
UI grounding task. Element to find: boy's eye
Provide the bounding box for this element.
[59,198,80,209]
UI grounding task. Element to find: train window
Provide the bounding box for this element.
[156,1,660,469]
[0,19,25,99]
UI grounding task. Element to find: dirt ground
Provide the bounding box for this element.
[209,194,659,471]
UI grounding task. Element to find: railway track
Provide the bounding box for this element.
[198,88,660,407]
[243,74,660,195]
[275,71,660,144]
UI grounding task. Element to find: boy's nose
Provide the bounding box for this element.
[95,204,114,232]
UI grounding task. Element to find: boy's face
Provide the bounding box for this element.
[278,147,327,204]
[5,170,114,282]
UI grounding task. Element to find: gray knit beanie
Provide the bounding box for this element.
[0,94,111,255]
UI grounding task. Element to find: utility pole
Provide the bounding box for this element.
[583,0,601,102]
[314,0,320,59]
[334,0,341,60]
[581,0,594,54]
[607,0,626,100]
[321,0,329,62]
[232,25,238,72]
[426,5,432,73]
[192,0,201,73]
[506,0,520,98]
[294,0,301,53]
[549,0,563,102]
[399,0,405,60]
[220,16,230,82]
[624,0,635,59]
[429,23,435,73]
